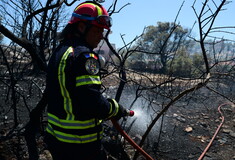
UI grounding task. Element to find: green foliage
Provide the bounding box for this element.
[167,48,192,77]
[191,53,205,77]
[167,48,205,78]
[137,22,189,74]
[140,22,188,53]
[126,52,148,71]
[128,21,235,77]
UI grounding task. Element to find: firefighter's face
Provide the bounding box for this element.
[85,26,104,49]
[77,23,104,49]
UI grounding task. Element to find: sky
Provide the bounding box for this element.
[2,0,234,48]
[67,0,235,49]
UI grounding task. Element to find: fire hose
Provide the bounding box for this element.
[198,103,229,160]
[111,102,231,160]
[111,110,155,160]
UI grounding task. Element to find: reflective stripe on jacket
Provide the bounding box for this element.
[76,75,101,87]
[46,113,103,143]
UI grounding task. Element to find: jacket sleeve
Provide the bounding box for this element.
[72,52,119,120]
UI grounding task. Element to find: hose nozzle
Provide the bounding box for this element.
[126,110,134,117]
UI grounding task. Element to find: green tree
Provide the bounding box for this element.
[191,53,205,77]
[168,47,192,77]
[138,22,189,74]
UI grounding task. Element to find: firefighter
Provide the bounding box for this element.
[45,1,127,160]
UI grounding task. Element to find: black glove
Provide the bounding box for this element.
[113,103,128,120]
[108,99,127,120]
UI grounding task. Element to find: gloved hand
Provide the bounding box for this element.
[107,99,128,120]
[113,104,128,121]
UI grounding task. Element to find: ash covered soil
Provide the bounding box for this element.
[0,74,235,160]
[149,102,235,160]
[114,87,235,160]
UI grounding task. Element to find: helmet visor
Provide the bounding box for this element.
[72,13,112,29]
[96,15,112,29]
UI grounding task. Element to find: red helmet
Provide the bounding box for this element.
[68,1,112,30]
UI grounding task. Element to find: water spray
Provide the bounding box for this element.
[111,109,155,160]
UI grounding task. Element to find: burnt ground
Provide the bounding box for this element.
[0,75,234,160]
[149,101,235,160]
[111,85,235,160]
